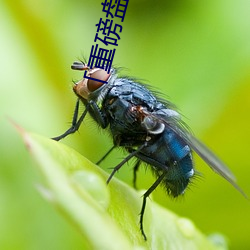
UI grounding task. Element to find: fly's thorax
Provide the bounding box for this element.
[140,109,181,135]
[142,115,165,134]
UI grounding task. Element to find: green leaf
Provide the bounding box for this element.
[19,128,226,250]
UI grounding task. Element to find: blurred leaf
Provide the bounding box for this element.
[1,0,250,249]
[17,127,226,250]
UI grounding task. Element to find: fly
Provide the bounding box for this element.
[52,61,247,240]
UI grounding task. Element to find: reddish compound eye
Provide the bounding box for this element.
[87,69,110,92]
[87,79,104,92]
[72,66,111,100]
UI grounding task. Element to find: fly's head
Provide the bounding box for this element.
[71,61,114,101]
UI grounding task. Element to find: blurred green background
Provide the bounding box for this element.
[1,0,250,249]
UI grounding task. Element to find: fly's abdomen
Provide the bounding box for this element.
[137,128,194,197]
[164,153,193,197]
[162,129,194,197]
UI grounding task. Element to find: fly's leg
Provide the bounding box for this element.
[133,160,141,189]
[96,145,116,165]
[52,99,88,141]
[52,99,108,141]
[140,172,166,240]
[107,144,146,184]
[89,100,107,129]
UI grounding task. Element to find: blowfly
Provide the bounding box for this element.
[52,61,246,240]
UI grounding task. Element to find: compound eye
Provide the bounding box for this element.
[87,69,110,92]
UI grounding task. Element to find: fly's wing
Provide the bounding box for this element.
[151,109,247,198]
[182,132,248,198]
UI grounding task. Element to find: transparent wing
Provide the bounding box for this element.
[171,121,247,198]
[149,110,247,198]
